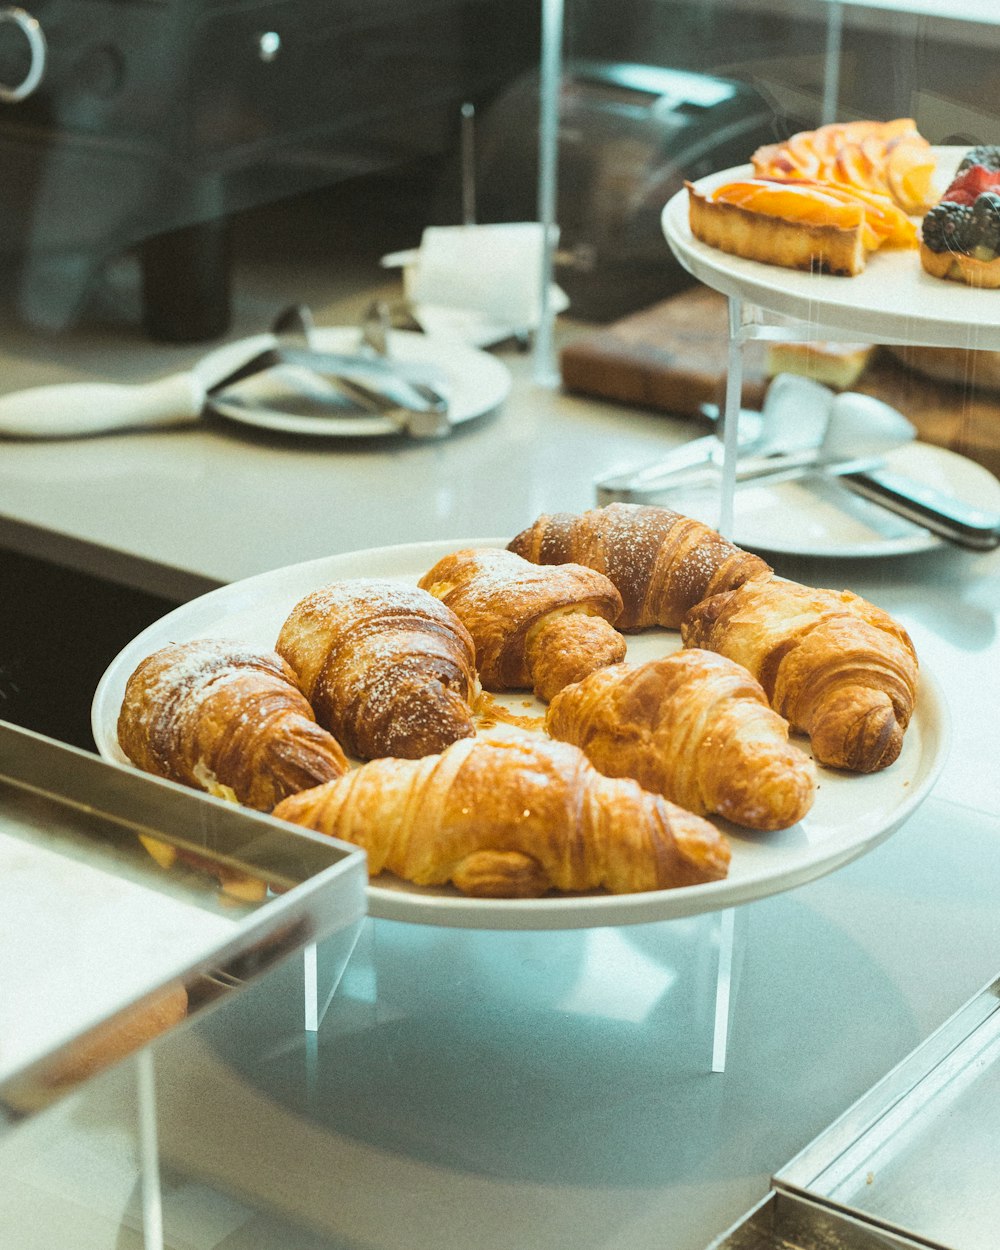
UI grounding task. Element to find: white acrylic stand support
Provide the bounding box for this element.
[712,909,738,1073]
[707,297,748,1075]
[136,1049,164,1250]
[527,0,749,1075]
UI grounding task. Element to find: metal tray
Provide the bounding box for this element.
[0,719,367,1132]
[708,976,1000,1250]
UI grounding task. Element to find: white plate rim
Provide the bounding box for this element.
[196,328,512,438]
[661,147,1000,350]
[92,538,950,931]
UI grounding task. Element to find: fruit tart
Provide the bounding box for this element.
[919,147,1000,288]
[687,176,917,276]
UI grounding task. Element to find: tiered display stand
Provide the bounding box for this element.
[661,151,1000,536]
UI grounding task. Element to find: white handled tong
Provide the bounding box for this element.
[0,326,451,440]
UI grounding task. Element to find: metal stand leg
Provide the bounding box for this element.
[136,1049,164,1250]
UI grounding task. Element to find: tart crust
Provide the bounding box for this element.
[919,241,1000,289]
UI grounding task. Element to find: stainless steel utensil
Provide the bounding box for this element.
[268,302,452,439]
[594,375,999,550]
[702,390,1000,549]
[838,467,1000,550]
[595,373,833,503]
[0,307,410,438]
[360,299,391,358]
[718,388,918,486]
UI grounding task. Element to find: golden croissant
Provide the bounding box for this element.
[508,502,772,630]
[276,578,478,760]
[117,639,349,809]
[546,650,815,830]
[272,735,731,898]
[418,546,626,701]
[681,578,919,773]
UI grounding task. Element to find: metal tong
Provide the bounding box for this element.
[267,303,452,439]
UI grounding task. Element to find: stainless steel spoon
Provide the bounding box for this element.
[595,373,833,503]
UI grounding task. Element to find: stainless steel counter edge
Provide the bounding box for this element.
[706,973,1000,1250]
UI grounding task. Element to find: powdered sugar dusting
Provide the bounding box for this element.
[121,640,293,748]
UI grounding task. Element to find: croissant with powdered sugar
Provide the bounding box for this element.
[117,638,349,809]
[418,546,626,702]
[276,578,478,760]
[508,502,772,631]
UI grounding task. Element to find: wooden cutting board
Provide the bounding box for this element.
[560,285,1000,478]
[560,285,769,418]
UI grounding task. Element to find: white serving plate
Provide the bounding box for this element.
[92,539,949,931]
[197,328,512,437]
[661,148,1000,350]
[668,440,1000,558]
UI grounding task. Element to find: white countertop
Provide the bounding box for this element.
[1,230,999,1249]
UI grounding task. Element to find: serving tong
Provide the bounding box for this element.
[0,304,452,440]
[595,374,1000,551]
[268,302,452,439]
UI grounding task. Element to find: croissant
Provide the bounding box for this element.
[546,650,815,830]
[272,735,731,897]
[681,578,919,773]
[275,579,478,760]
[117,639,349,810]
[508,502,772,630]
[418,546,626,702]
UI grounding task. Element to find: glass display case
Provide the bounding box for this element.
[0,3,999,1249]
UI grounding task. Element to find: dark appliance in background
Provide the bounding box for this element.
[0,0,538,341]
[472,60,788,322]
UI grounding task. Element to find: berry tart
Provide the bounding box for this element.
[920,147,1000,288]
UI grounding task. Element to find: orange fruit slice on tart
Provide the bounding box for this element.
[833,142,889,198]
[781,131,824,179]
[751,119,936,214]
[814,182,919,248]
[886,136,937,214]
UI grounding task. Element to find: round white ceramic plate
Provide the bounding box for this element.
[661,148,1000,350]
[196,328,512,437]
[93,539,948,930]
[664,440,1000,558]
